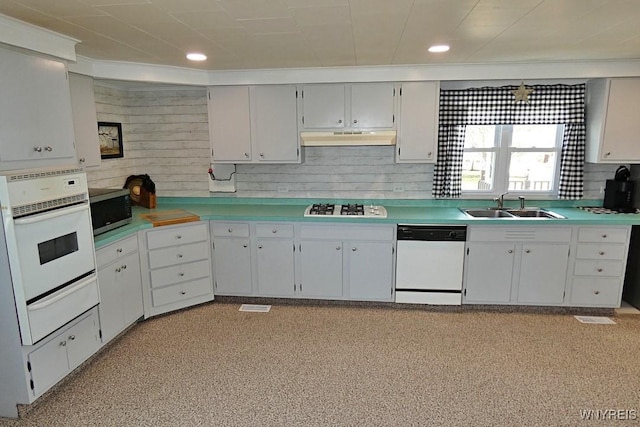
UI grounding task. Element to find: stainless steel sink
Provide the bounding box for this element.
[460,208,565,219]
[506,209,565,219]
[461,208,515,218]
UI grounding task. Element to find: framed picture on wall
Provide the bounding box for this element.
[98,122,123,159]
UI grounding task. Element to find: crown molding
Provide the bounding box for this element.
[0,14,78,61]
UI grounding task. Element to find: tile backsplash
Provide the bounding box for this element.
[86,84,616,200]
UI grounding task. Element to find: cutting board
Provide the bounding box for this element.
[139,209,200,227]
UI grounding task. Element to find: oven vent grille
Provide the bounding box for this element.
[8,168,84,182]
[12,194,86,217]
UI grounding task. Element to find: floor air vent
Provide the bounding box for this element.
[239,304,271,313]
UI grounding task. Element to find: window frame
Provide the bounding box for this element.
[461,124,565,199]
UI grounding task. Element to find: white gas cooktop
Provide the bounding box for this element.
[304,203,387,218]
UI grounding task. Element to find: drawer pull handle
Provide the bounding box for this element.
[597,268,603,272]
[178,272,185,277]
[525,249,531,254]
[115,267,121,273]
[177,253,183,258]
[180,291,186,295]
[45,146,53,152]
[599,251,605,256]
[594,291,600,295]
[336,246,341,250]
[60,341,67,347]
[258,245,263,249]
[602,234,607,238]
[69,335,75,341]
[243,244,248,248]
[176,235,182,239]
[352,247,357,252]
[228,228,233,233]
[122,265,127,270]
[507,249,513,254]
[116,248,123,253]
[272,229,277,233]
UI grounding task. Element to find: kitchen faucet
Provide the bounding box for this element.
[494,192,508,209]
[519,196,526,210]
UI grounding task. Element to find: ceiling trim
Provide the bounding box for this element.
[67,56,640,87]
[0,14,78,61]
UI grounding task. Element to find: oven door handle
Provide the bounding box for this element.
[13,202,89,225]
[27,274,96,311]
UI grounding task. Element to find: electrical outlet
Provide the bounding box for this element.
[393,184,405,192]
[277,186,289,193]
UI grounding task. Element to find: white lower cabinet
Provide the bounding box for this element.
[254,223,295,297]
[297,224,395,302]
[26,307,100,399]
[568,226,631,307]
[463,227,571,305]
[140,222,214,318]
[96,235,143,345]
[211,222,252,295]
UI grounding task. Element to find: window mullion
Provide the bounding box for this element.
[494,125,511,194]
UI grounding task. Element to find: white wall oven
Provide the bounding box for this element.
[0,167,98,345]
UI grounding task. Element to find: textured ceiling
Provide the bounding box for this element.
[1,0,640,70]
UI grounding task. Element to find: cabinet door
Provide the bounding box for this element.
[208,86,252,161]
[464,243,515,303]
[121,251,143,327]
[97,263,125,344]
[213,238,253,295]
[28,334,69,397]
[69,73,101,167]
[251,85,299,162]
[600,79,640,161]
[350,83,395,129]
[0,47,76,163]
[518,244,569,305]
[299,240,343,298]
[301,84,345,128]
[65,313,100,370]
[347,241,393,301]
[256,239,295,297]
[397,82,438,163]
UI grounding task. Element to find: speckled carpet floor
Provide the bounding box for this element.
[2,302,640,426]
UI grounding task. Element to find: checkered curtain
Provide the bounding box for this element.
[432,84,586,199]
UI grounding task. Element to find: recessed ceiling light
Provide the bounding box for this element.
[428,45,450,53]
[186,53,207,61]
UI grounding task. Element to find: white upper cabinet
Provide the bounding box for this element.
[396,81,440,163]
[208,86,252,161]
[586,78,640,163]
[301,83,395,130]
[69,73,101,168]
[250,85,299,162]
[208,85,300,163]
[0,45,76,170]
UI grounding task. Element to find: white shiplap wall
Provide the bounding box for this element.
[86,86,615,200]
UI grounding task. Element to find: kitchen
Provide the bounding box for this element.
[2,1,640,424]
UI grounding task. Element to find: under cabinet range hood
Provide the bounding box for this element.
[300,130,396,146]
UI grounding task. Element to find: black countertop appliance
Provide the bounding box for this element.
[603,166,634,212]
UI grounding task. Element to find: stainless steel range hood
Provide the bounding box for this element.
[300,130,396,146]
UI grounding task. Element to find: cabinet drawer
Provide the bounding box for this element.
[151,277,212,308]
[575,244,626,260]
[148,241,209,269]
[96,235,138,268]
[255,223,294,238]
[150,259,211,288]
[300,224,394,241]
[577,227,628,243]
[574,260,624,277]
[211,222,250,238]
[146,223,208,249]
[570,278,621,306]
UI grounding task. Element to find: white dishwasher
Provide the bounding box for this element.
[395,224,467,305]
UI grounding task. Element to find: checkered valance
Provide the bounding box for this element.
[433,84,586,199]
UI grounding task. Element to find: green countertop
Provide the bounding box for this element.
[93,197,640,248]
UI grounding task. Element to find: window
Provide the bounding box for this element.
[461,124,564,196]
